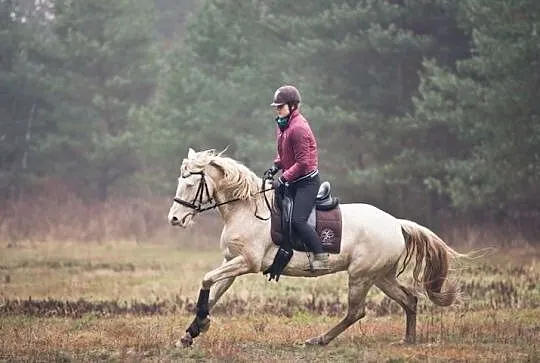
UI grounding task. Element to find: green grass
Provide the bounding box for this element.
[0,241,539,362]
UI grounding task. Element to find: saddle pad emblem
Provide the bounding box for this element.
[320,228,336,245]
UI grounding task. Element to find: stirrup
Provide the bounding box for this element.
[311,260,330,271]
[304,253,330,272]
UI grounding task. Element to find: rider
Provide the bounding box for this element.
[265,85,329,271]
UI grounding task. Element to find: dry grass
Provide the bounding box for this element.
[1,312,537,362]
[0,240,539,362]
[1,192,536,249]
[0,191,223,246]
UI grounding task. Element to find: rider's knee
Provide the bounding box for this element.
[291,217,308,230]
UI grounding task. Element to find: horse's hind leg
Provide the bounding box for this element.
[305,276,372,346]
[375,275,417,344]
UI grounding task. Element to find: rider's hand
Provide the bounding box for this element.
[264,165,280,180]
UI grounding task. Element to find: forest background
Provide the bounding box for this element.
[1,0,539,245]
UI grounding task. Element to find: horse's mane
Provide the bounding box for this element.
[181,149,262,201]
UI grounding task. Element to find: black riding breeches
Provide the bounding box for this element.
[289,174,323,254]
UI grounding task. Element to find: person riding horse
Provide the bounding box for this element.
[265,85,329,272]
[169,148,466,347]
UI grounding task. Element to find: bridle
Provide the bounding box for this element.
[173,170,274,220]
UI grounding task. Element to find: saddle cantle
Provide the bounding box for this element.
[315,181,339,210]
[270,181,342,254]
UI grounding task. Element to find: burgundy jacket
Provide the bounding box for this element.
[274,109,318,182]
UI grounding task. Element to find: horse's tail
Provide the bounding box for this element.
[398,219,463,307]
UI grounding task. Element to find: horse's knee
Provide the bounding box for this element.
[399,285,418,313]
[201,274,213,290]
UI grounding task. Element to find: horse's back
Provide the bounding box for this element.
[263,202,406,278]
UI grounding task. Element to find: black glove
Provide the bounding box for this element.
[263,247,293,282]
[263,164,280,180]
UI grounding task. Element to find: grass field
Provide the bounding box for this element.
[1,240,538,362]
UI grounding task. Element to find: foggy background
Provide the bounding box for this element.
[1,0,538,244]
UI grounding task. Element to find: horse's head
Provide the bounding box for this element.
[168,148,219,227]
[168,147,268,227]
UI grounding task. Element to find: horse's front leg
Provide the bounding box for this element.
[209,261,237,310]
[178,255,251,347]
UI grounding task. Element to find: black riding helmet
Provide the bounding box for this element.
[270,85,301,107]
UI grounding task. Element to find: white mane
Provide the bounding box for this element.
[181,149,262,200]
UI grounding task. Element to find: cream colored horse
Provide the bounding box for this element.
[168,148,463,347]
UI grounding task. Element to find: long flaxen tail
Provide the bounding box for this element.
[398,219,464,307]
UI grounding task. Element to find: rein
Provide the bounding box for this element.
[173,171,274,220]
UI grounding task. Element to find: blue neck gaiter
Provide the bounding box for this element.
[276,115,290,130]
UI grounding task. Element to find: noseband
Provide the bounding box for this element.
[173,170,273,220]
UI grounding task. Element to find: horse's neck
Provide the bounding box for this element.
[216,191,270,226]
[214,192,250,223]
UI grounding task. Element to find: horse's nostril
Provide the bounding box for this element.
[171,216,178,222]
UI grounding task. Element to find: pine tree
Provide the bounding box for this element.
[264,0,470,218]
[412,0,540,222]
[138,0,287,192]
[46,0,157,200]
[0,0,53,200]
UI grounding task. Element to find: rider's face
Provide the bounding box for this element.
[275,104,290,118]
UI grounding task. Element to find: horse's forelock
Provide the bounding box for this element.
[181,149,215,175]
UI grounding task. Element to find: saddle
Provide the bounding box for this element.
[270,181,342,254]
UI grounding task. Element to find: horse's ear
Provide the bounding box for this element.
[218,145,230,157]
[188,148,196,159]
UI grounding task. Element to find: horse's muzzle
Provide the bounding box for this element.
[170,213,194,227]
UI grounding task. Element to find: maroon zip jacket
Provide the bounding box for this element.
[273,109,318,182]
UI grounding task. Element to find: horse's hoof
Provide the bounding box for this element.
[176,333,193,348]
[305,336,324,346]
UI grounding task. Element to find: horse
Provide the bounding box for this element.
[168,148,465,347]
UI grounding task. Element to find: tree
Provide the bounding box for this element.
[140,0,472,213]
[412,0,540,225]
[137,0,288,192]
[0,0,53,200]
[46,0,157,200]
[263,0,470,220]
[153,0,199,41]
